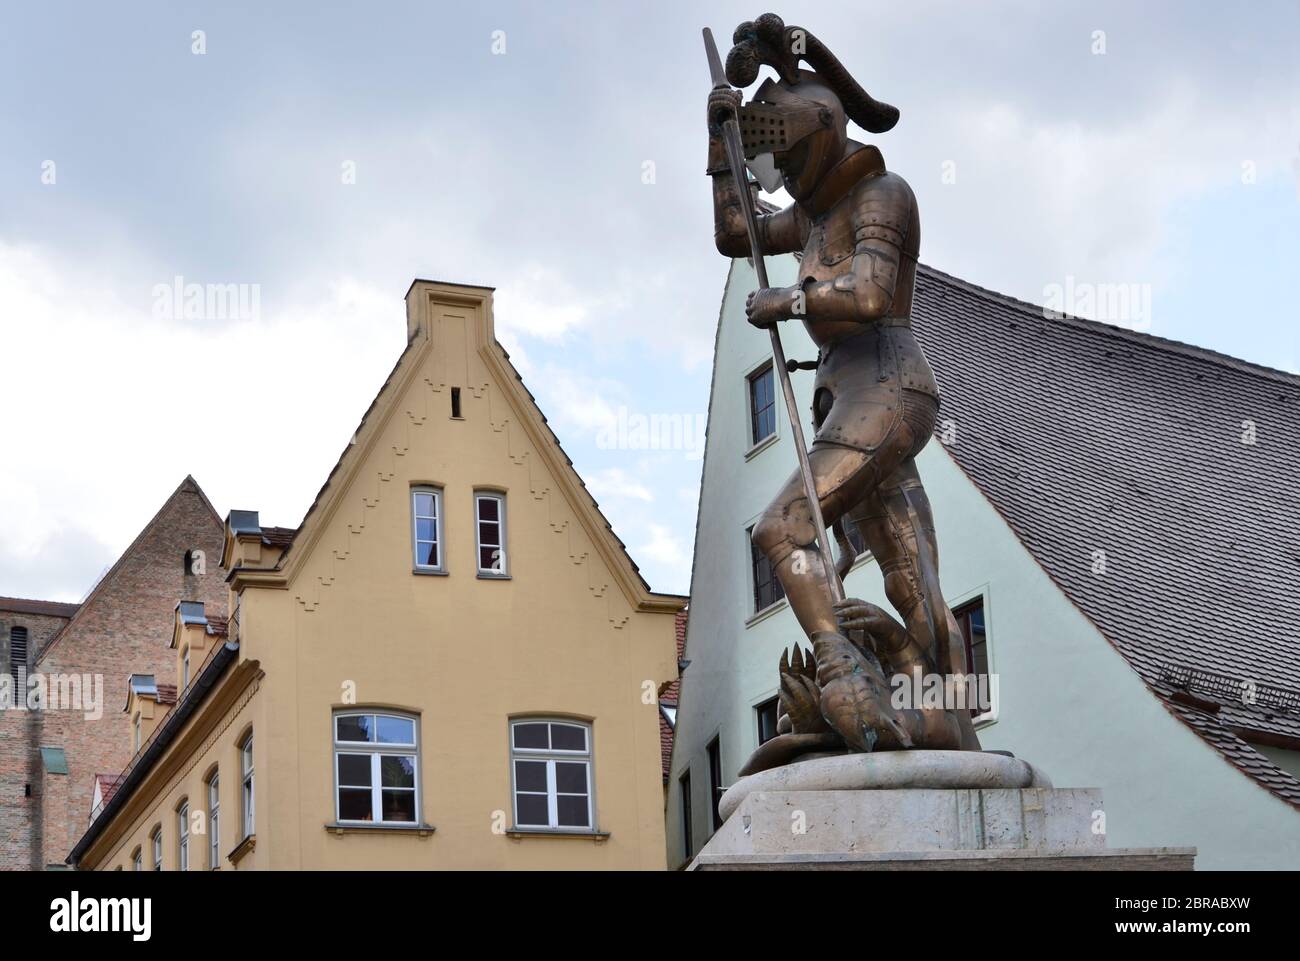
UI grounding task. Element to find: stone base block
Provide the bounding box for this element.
[691,848,1197,871]
[693,782,1194,871]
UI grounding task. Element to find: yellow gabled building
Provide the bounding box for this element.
[71,281,685,871]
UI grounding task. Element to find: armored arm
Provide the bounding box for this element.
[800,172,917,323]
[707,88,803,257]
[710,171,803,257]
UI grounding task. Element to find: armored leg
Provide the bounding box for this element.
[751,389,929,638]
[848,457,982,750]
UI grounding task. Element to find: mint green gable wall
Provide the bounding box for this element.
[668,255,1300,870]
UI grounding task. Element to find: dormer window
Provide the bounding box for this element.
[133,712,142,753]
[181,645,191,691]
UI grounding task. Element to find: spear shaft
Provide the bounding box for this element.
[703,28,845,606]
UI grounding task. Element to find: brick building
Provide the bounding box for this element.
[0,476,225,869]
[0,597,77,869]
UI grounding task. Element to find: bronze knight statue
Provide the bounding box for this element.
[704,14,982,775]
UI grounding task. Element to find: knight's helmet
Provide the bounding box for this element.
[726,13,898,201]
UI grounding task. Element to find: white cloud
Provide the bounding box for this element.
[493,265,594,341]
[0,241,403,597]
[635,523,690,569]
[585,467,654,503]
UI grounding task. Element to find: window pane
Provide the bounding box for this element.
[749,366,776,444]
[416,517,436,542]
[516,793,549,827]
[337,753,372,786]
[381,790,416,823]
[514,760,547,793]
[338,788,372,821]
[376,715,415,745]
[512,723,549,750]
[478,521,499,547]
[336,715,373,742]
[416,541,439,567]
[556,795,590,828]
[379,755,415,788]
[477,498,498,521]
[555,761,587,795]
[479,546,501,571]
[750,537,785,612]
[414,492,434,517]
[550,723,586,752]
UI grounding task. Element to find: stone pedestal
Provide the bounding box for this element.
[690,752,1195,871]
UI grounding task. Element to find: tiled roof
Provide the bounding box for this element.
[154,684,178,705]
[205,615,229,637]
[1160,696,1300,806]
[261,526,297,548]
[913,264,1300,807]
[94,773,125,806]
[0,595,80,619]
[660,609,688,779]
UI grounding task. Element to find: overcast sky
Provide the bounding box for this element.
[2,0,1297,602]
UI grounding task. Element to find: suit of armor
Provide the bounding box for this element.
[708,16,980,761]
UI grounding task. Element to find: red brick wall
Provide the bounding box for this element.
[0,610,71,870]
[0,479,226,870]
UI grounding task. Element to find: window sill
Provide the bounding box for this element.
[325,822,436,838]
[743,432,779,462]
[745,598,788,629]
[506,828,609,842]
[228,833,255,865]
[476,572,511,580]
[412,568,448,577]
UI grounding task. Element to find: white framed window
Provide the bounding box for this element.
[333,711,420,824]
[411,486,444,572]
[509,719,594,832]
[207,772,220,869]
[240,732,255,838]
[747,361,777,447]
[150,826,162,871]
[181,645,190,690]
[133,712,141,753]
[475,492,507,576]
[131,847,142,872]
[177,800,189,870]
